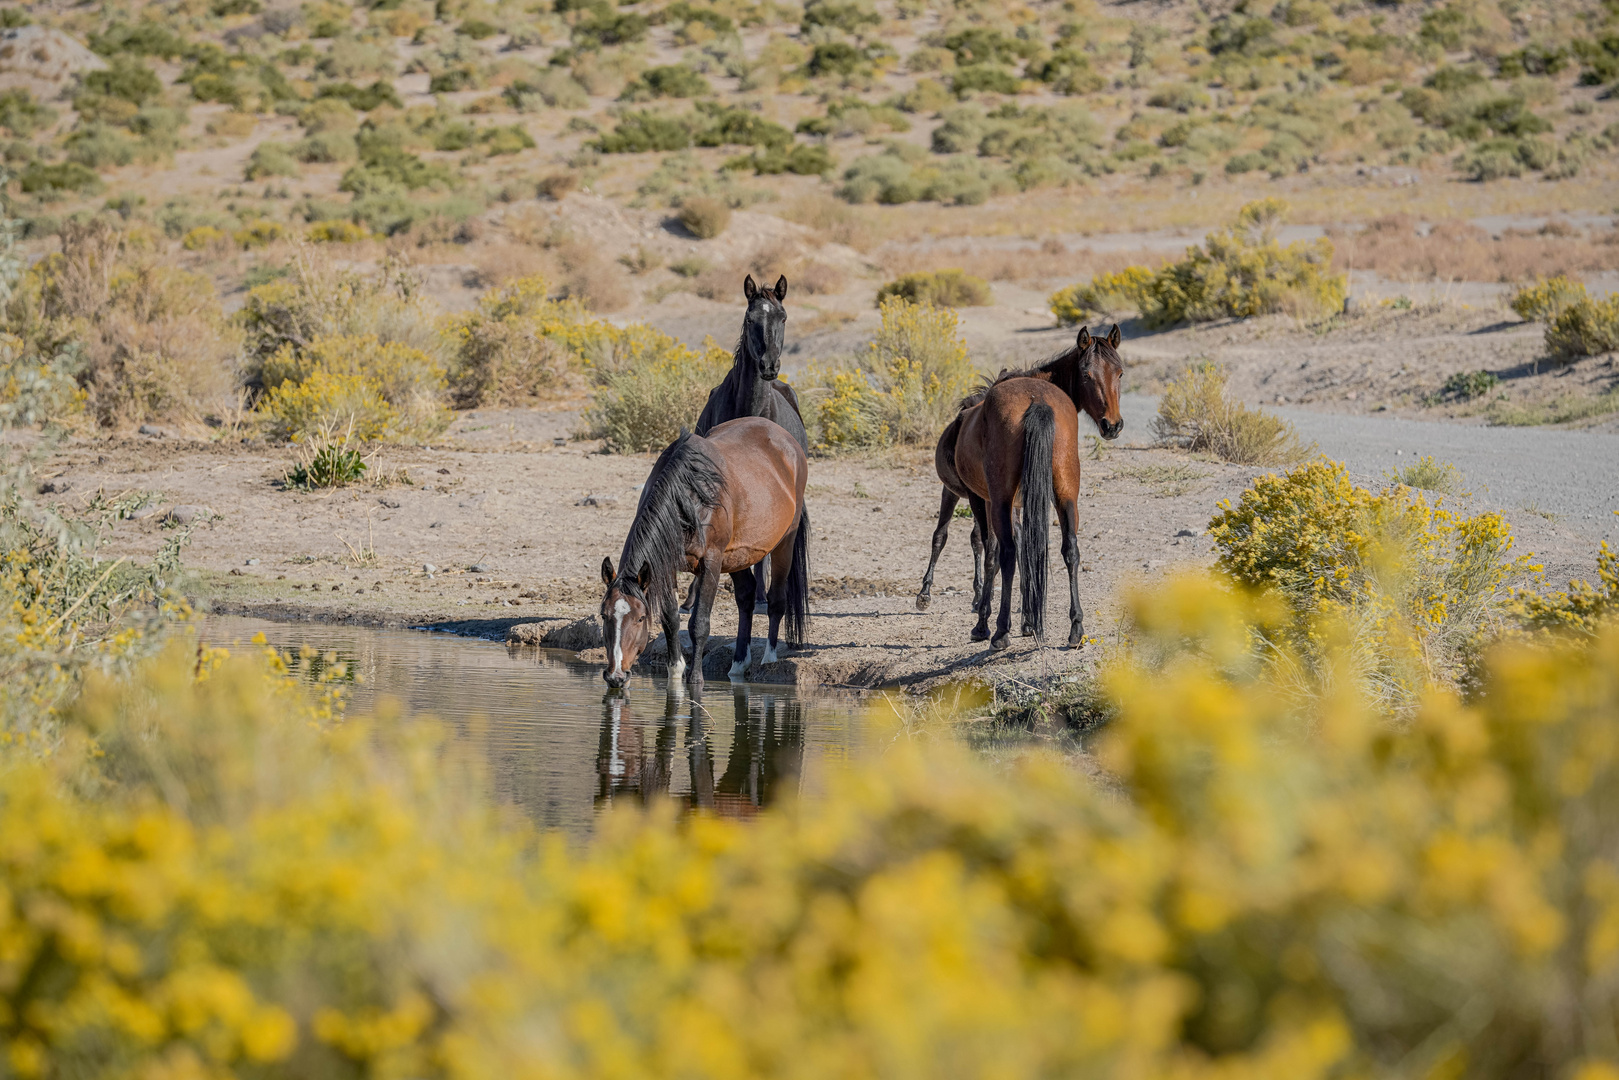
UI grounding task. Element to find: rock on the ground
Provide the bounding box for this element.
[164,504,215,525]
[507,616,603,649]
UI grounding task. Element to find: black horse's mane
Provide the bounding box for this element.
[616,431,723,621]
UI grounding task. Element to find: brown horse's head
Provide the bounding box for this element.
[740,274,788,381]
[1074,324,1124,440]
[600,555,653,688]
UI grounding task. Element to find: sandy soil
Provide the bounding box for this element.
[38,402,1596,693]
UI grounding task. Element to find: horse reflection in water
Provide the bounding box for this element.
[595,685,805,815]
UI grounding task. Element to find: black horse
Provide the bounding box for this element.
[688,273,808,611]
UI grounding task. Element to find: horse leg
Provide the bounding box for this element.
[1058,497,1085,647]
[916,486,958,612]
[687,556,721,689]
[763,536,793,664]
[969,494,995,640]
[969,513,985,614]
[728,569,756,680]
[754,562,769,614]
[661,601,686,690]
[990,498,1017,651]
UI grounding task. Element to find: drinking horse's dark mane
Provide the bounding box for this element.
[612,431,722,623]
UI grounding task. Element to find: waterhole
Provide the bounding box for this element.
[201,616,869,836]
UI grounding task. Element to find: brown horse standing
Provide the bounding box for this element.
[600,417,809,690]
[949,326,1125,649]
[915,326,1126,614]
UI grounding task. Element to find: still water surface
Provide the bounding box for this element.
[200,616,870,835]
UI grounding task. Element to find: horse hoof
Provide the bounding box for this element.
[970,625,990,641]
[915,594,931,612]
[990,633,1010,651]
[1021,624,1035,637]
[1068,626,1084,647]
[727,660,748,681]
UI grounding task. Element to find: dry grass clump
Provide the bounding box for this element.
[237,249,443,388]
[442,276,579,407]
[585,334,732,453]
[875,268,991,308]
[804,298,976,451]
[555,240,632,313]
[23,219,239,427]
[677,196,733,240]
[1330,217,1619,283]
[1154,361,1313,465]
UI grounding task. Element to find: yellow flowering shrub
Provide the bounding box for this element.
[1047,201,1346,329]
[1209,459,1534,708]
[257,333,451,443]
[1509,275,1586,323]
[803,298,976,451]
[6,579,1619,1078]
[1049,266,1157,326]
[1510,540,1619,639]
[180,225,228,251]
[305,219,372,244]
[232,220,286,249]
[584,335,732,453]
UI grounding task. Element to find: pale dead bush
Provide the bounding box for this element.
[1328,216,1619,283]
[793,260,848,295]
[32,220,239,427]
[472,242,555,286]
[779,193,875,251]
[557,241,631,312]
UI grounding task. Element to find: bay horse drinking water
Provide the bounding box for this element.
[601,417,809,690]
[689,274,808,612]
[940,325,1125,649]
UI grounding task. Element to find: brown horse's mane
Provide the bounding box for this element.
[954,333,1123,415]
[616,431,724,622]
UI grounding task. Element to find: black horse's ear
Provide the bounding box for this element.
[601,556,615,586]
[773,275,788,301]
[743,274,758,302]
[1107,323,1121,348]
[1076,326,1091,349]
[637,561,652,591]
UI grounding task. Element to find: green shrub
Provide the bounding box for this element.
[951,65,1023,96]
[1510,276,1586,323]
[18,162,103,196]
[458,18,498,38]
[876,269,991,308]
[244,141,301,180]
[1442,369,1500,400]
[1546,296,1619,361]
[0,89,56,138]
[79,56,164,107]
[1154,361,1312,465]
[1389,455,1465,495]
[805,298,976,450]
[741,143,834,175]
[1146,83,1210,112]
[294,131,359,164]
[285,439,368,488]
[678,196,732,239]
[620,63,712,100]
[838,146,1013,206]
[315,80,403,112]
[594,111,692,153]
[479,124,535,155]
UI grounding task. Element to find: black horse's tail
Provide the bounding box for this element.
[1018,401,1054,641]
[785,503,810,645]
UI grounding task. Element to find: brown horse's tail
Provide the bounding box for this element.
[785,503,810,645]
[1019,401,1054,641]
